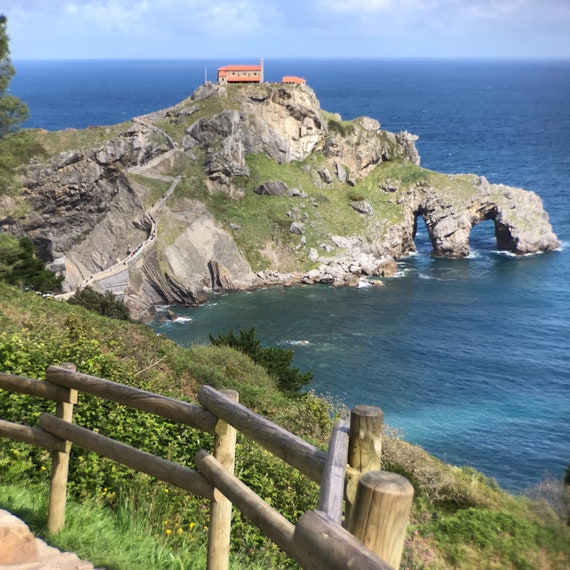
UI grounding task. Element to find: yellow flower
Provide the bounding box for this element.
[40,466,47,471]
[177,528,183,534]
[163,488,169,493]
[188,522,196,530]
[165,529,172,535]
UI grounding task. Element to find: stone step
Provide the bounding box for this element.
[0,510,104,570]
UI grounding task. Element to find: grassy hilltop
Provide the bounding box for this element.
[0,281,569,569]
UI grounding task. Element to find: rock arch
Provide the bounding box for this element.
[405,178,559,258]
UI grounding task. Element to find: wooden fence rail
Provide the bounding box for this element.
[0,365,413,570]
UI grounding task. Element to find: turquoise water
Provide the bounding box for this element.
[154,243,569,491]
[12,59,570,491]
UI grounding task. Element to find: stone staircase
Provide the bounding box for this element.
[0,511,103,570]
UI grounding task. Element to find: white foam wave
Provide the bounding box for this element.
[172,316,193,323]
[495,250,517,258]
[279,339,311,346]
[392,266,414,278]
[495,249,547,258]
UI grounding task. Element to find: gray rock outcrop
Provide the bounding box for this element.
[0,82,559,319]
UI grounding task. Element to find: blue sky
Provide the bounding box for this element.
[4,0,570,60]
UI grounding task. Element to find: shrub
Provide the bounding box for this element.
[524,474,570,523]
[348,190,366,202]
[68,286,131,321]
[0,233,63,292]
[327,119,354,137]
[209,327,313,393]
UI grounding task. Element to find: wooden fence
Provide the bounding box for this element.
[0,364,414,570]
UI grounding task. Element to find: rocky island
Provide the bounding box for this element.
[0,81,560,319]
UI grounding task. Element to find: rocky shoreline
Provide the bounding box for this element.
[0,82,559,320]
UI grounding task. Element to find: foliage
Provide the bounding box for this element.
[0,282,569,569]
[0,16,29,138]
[348,190,366,202]
[0,282,326,567]
[0,130,47,195]
[209,327,313,393]
[327,118,354,137]
[0,233,63,292]
[0,15,29,194]
[67,286,131,321]
[564,464,570,487]
[524,474,570,523]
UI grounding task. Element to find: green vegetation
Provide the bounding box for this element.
[0,16,28,138]
[209,327,313,393]
[127,172,172,209]
[327,118,355,137]
[0,15,33,194]
[0,233,63,292]
[0,281,326,568]
[67,285,131,321]
[1,281,569,568]
[33,122,133,158]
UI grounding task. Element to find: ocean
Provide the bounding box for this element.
[11,58,570,491]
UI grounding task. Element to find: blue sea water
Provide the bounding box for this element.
[11,59,570,491]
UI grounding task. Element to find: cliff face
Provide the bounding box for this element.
[0,82,560,318]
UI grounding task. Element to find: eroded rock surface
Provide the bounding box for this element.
[0,82,559,319]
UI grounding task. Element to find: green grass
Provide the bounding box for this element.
[0,481,272,570]
[127,173,172,209]
[422,507,569,569]
[31,122,133,157]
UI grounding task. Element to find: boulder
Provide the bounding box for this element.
[290,222,305,235]
[351,200,375,216]
[0,510,39,564]
[254,181,290,196]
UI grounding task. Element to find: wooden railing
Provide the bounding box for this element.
[0,364,414,570]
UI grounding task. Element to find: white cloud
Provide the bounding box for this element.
[62,1,150,32]
[322,0,394,13]
[3,0,570,59]
[203,1,261,34]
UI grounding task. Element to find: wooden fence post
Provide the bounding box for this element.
[207,390,238,570]
[348,471,414,570]
[346,405,383,524]
[46,363,78,533]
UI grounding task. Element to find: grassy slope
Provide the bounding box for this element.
[0,282,569,569]
[2,88,568,568]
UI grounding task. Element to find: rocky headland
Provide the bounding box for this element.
[0,82,560,319]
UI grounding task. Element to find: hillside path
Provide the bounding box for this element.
[55,118,182,300]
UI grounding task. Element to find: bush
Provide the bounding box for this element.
[68,286,130,321]
[348,190,366,202]
[209,327,313,393]
[327,119,354,137]
[0,233,63,292]
[524,474,570,523]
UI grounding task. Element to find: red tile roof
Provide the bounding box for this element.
[218,65,262,72]
[282,76,306,85]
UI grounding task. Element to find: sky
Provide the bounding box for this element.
[3,0,570,60]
